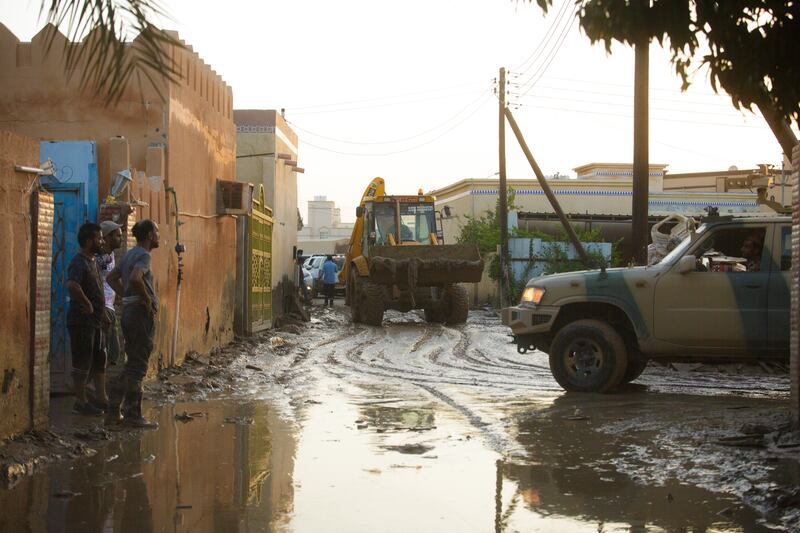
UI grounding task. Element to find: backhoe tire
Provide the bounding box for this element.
[424,308,444,323]
[360,282,385,326]
[348,270,362,323]
[443,284,469,325]
[548,319,628,393]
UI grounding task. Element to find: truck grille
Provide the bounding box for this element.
[531,314,550,326]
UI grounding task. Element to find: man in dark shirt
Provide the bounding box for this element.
[67,222,107,416]
[107,219,160,428]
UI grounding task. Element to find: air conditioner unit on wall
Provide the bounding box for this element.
[217,180,254,215]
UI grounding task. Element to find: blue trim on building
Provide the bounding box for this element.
[469,188,758,208]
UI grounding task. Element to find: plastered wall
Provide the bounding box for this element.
[0,24,236,376]
[0,131,48,441]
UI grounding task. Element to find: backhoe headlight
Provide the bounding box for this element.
[521,287,545,305]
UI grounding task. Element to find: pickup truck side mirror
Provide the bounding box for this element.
[677,255,696,274]
[356,206,365,218]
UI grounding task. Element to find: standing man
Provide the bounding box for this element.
[107,219,160,428]
[319,255,338,307]
[97,221,123,365]
[67,223,107,415]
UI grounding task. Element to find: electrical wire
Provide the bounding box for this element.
[510,101,771,129]
[512,6,577,99]
[511,0,572,76]
[509,81,740,109]
[287,89,489,145]
[524,74,733,99]
[298,93,492,157]
[284,79,493,116]
[506,91,762,119]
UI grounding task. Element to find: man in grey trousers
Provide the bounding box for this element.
[106,219,160,428]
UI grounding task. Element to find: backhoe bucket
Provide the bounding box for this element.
[368,244,484,288]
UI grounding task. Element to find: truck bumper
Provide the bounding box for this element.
[500,305,558,335]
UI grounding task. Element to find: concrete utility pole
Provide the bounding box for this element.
[498,67,509,306]
[631,39,650,265]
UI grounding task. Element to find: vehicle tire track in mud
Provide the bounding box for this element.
[314,325,367,349]
[496,355,551,372]
[410,324,439,353]
[316,312,559,392]
[413,382,518,456]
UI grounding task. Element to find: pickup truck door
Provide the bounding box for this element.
[653,224,770,352]
[767,225,791,353]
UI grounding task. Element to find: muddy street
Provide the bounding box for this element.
[2,306,798,532]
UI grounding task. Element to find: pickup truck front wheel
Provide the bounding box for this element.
[548,319,628,393]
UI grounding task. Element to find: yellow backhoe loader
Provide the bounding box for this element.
[340,177,484,326]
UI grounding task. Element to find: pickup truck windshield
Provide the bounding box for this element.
[660,225,707,264]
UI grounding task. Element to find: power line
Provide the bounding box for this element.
[298,94,492,157]
[511,101,771,129]
[526,73,732,98]
[287,89,489,145]
[507,91,762,119]
[287,88,489,116]
[509,81,739,108]
[285,79,492,114]
[511,0,572,76]
[512,7,577,99]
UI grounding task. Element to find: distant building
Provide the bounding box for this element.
[298,196,354,254]
[430,161,770,247]
[235,109,300,319]
[663,166,794,208]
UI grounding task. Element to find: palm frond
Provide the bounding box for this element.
[39,0,184,106]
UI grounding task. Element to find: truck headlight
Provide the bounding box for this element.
[521,287,545,305]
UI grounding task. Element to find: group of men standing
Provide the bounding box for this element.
[66,219,160,428]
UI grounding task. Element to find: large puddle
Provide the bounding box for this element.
[2,377,788,532]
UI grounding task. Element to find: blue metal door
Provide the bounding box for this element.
[45,183,85,389]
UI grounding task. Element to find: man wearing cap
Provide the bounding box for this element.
[97,221,123,365]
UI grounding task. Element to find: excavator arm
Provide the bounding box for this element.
[339,177,386,283]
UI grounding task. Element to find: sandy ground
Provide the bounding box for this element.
[1,303,798,532]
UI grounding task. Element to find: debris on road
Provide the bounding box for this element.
[223,416,254,426]
[270,336,288,349]
[381,444,434,455]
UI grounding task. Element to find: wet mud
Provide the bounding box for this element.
[1,305,797,531]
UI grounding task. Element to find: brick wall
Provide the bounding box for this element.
[791,143,799,427]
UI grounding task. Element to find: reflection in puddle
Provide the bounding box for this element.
[0,400,296,532]
[0,385,789,532]
[499,393,783,532]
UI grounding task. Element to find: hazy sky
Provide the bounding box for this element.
[1,0,791,222]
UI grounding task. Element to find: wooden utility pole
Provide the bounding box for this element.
[631,39,650,265]
[498,67,509,306]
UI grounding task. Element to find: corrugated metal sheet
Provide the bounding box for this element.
[33,189,53,428]
[509,237,612,282]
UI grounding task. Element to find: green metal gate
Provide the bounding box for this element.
[249,186,273,331]
[236,185,273,335]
